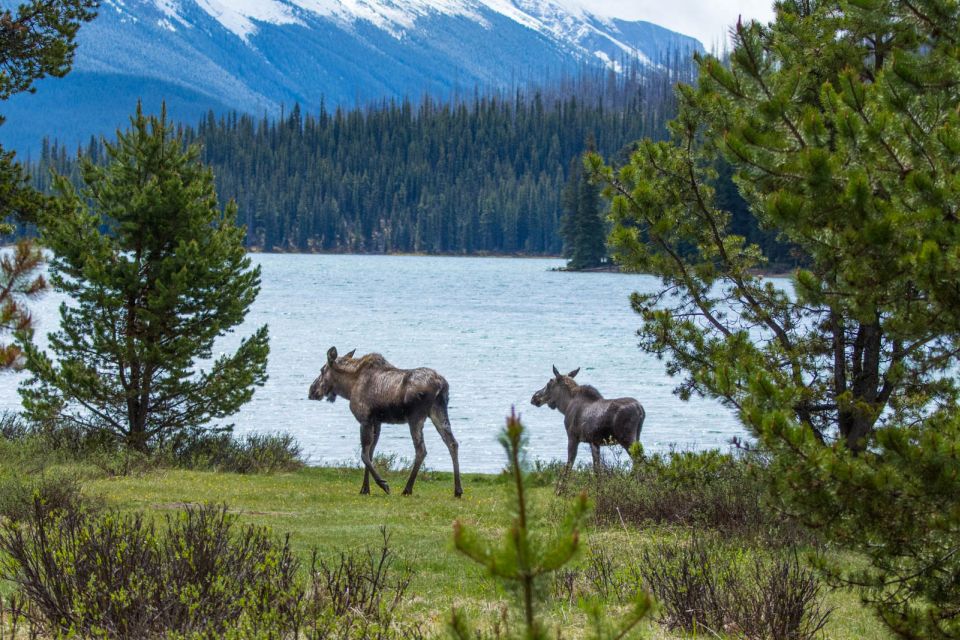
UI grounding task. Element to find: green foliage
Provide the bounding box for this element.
[0,240,46,370]
[160,430,305,474]
[0,469,90,523]
[0,499,422,640]
[31,63,704,256]
[450,412,652,639]
[0,0,97,369]
[19,104,270,453]
[0,0,97,226]
[0,502,303,639]
[639,535,831,640]
[560,150,608,270]
[581,449,802,543]
[590,0,960,636]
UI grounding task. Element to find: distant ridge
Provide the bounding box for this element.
[0,0,701,153]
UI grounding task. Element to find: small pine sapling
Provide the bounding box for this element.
[450,410,652,639]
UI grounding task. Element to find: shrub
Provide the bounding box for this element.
[638,534,831,640]
[574,448,805,545]
[1,499,422,640]
[161,430,305,474]
[0,409,305,475]
[552,543,634,607]
[731,553,831,640]
[0,502,303,639]
[0,472,92,523]
[303,527,422,640]
[0,593,35,640]
[0,412,28,441]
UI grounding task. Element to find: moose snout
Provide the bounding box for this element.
[308,378,322,400]
[531,391,544,407]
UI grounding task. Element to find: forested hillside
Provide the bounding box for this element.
[28,57,794,265]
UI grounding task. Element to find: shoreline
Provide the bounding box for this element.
[5,243,799,277]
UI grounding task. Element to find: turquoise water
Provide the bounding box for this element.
[0,254,750,472]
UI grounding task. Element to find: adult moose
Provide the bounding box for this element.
[531,366,644,473]
[309,347,463,498]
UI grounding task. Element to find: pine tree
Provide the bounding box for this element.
[0,0,98,369]
[20,105,269,452]
[589,1,960,636]
[0,241,46,369]
[450,411,651,639]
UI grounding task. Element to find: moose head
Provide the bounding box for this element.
[308,346,356,402]
[530,365,580,409]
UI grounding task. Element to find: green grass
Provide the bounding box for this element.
[67,465,893,639]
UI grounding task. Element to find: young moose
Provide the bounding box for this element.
[308,347,463,497]
[531,366,645,472]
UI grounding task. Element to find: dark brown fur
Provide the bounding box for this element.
[309,347,462,497]
[531,366,645,472]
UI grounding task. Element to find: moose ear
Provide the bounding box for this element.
[327,347,338,363]
[568,367,580,379]
[553,365,562,379]
[344,349,356,359]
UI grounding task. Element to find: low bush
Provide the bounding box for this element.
[638,534,831,640]
[0,471,93,523]
[0,593,34,640]
[566,448,806,544]
[0,499,421,640]
[161,430,305,474]
[553,544,634,607]
[0,411,305,476]
[303,527,423,640]
[638,534,734,635]
[0,502,303,639]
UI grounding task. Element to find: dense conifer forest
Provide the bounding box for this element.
[27,55,794,265]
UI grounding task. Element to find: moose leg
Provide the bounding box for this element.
[360,422,390,495]
[402,419,427,496]
[431,407,462,498]
[591,443,602,473]
[557,438,579,495]
[566,438,579,471]
[361,423,382,495]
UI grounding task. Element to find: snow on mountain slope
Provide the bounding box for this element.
[0,0,702,153]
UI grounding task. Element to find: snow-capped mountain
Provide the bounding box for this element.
[0,0,701,153]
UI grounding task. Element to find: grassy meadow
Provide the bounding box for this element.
[1,462,884,639]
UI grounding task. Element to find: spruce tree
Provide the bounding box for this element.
[573,164,606,269]
[20,105,269,452]
[559,158,580,260]
[589,0,960,636]
[560,152,607,270]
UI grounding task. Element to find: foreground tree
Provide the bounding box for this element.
[589,0,960,636]
[450,411,651,639]
[20,105,269,451]
[0,0,98,369]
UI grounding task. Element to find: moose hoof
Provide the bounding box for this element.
[379,483,391,495]
[360,486,370,495]
[454,491,463,499]
[402,488,414,496]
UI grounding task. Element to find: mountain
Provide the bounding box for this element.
[0,0,702,154]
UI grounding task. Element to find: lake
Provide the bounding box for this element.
[0,254,750,472]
